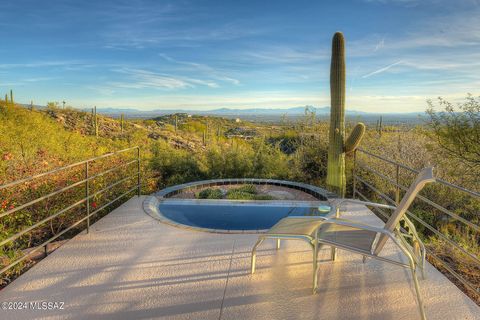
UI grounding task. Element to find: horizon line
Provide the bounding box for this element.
[17,102,425,115]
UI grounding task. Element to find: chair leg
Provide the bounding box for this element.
[251,238,264,274]
[409,260,427,320]
[276,239,281,250]
[421,251,427,280]
[414,239,427,280]
[330,247,337,261]
[312,242,319,294]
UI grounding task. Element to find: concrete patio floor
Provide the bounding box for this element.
[0,196,478,320]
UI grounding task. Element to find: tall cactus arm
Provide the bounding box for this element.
[344,122,366,154]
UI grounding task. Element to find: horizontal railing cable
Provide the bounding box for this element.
[354,187,479,294]
[355,175,480,265]
[356,162,480,232]
[0,147,141,277]
[0,146,139,190]
[353,149,480,295]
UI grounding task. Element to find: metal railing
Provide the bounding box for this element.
[0,146,141,276]
[353,148,480,296]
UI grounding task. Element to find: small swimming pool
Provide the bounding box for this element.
[158,200,332,231]
[143,179,336,233]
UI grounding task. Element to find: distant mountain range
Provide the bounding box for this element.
[21,103,424,124]
[86,105,417,117]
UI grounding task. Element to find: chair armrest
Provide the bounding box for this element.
[396,216,426,268]
[400,216,422,241]
[334,199,397,211]
[282,215,330,220]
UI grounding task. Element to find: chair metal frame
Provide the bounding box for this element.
[250,219,323,294]
[251,168,434,320]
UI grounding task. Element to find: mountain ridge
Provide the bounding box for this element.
[82,105,421,116]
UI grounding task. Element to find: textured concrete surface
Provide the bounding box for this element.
[0,196,478,320]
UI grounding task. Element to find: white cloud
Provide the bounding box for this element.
[159,54,240,85]
[103,68,220,91]
[101,14,271,50]
[362,61,403,78]
[374,38,385,52]
[0,76,57,86]
[240,46,329,64]
[0,61,88,69]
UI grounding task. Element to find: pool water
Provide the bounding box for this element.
[158,200,331,230]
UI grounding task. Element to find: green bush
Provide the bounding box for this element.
[232,184,256,194]
[225,191,256,200]
[226,185,257,200]
[195,185,276,200]
[151,141,204,187]
[196,188,223,199]
[252,194,276,200]
[225,185,277,200]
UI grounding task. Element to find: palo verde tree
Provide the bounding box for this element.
[426,95,480,170]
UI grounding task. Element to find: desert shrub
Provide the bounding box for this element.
[225,191,256,200]
[252,194,276,200]
[232,185,256,194]
[226,185,257,198]
[202,142,254,178]
[196,188,223,199]
[226,185,257,200]
[150,141,204,187]
[225,185,276,200]
[251,140,291,179]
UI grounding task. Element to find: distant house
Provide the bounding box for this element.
[187,114,192,118]
[235,118,241,123]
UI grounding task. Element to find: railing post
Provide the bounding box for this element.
[85,161,90,233]
[395,164,400,205]
[137,147,141,196]
[352,150,357,199]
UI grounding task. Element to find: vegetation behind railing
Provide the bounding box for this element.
[353,148,480,301]
[0,147,141,287]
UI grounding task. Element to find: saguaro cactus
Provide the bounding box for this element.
[9,90,13,104]
[120,113,124,133]
[326,32,366,197]
[378,116,383,136]
[93,106,98,137]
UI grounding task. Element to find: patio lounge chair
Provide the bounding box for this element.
[251,167,435,320]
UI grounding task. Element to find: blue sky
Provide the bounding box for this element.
[1,0,479,112]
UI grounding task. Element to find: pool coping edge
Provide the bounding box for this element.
[143,179,338,234]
